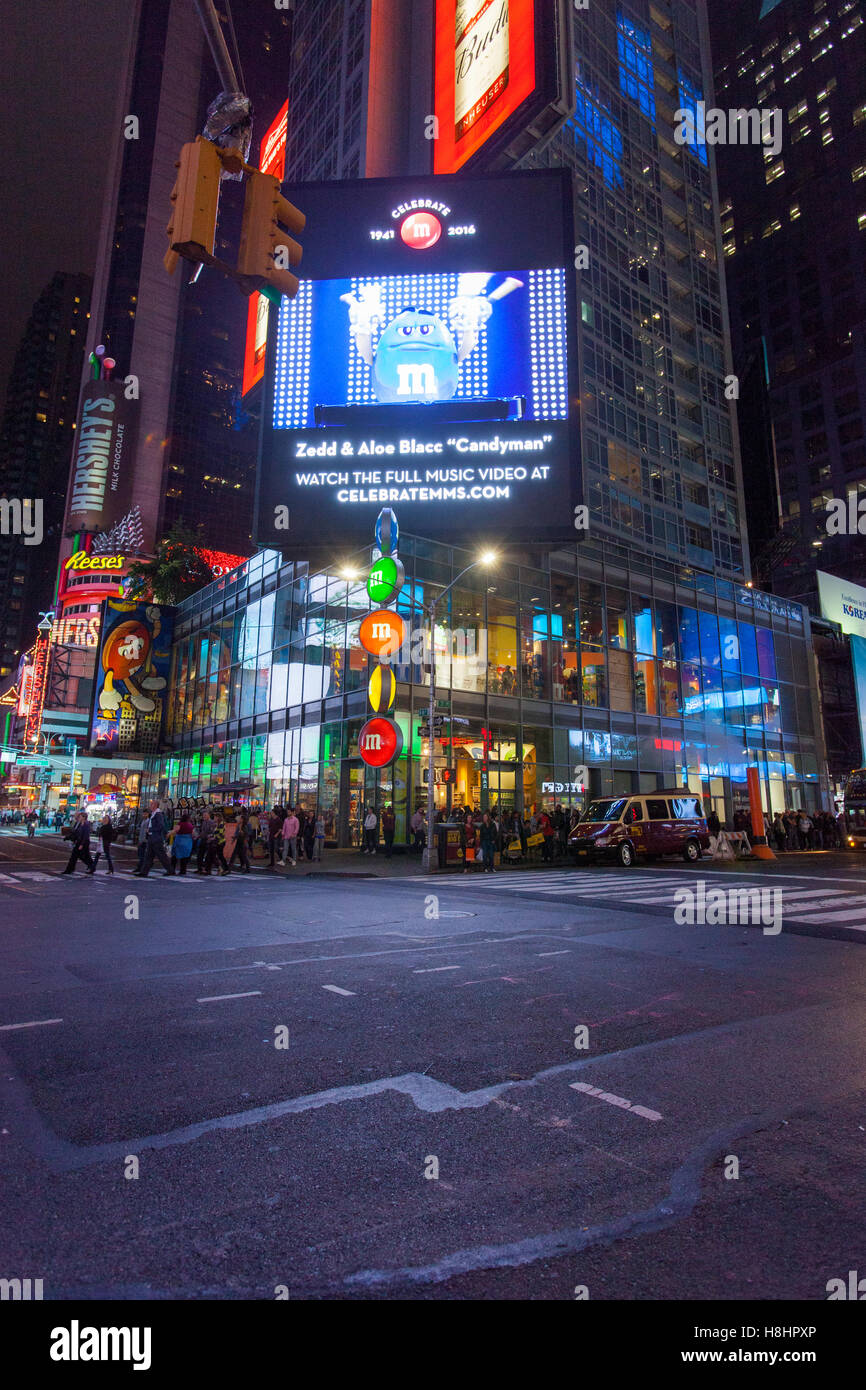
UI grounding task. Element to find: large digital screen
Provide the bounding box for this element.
[256,170,577,553]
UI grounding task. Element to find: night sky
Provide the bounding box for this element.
[0,0,135,403]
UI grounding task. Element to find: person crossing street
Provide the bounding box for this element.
[61,811,98,875]
[133,801,174,877]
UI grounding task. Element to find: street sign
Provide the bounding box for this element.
[16,757,51,766]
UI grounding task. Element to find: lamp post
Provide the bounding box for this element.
[422,551,497,873]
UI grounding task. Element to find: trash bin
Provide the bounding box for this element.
[436,821,466,871]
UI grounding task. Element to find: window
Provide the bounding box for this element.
[646,799,670,820]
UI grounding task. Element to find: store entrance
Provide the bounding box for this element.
[341,761,366,848]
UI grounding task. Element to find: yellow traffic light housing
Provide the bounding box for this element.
[237,170,306,298]
[164,136,222,273]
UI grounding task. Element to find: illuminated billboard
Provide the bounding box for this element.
[256,170,577,553]
[64,380,143,545]
[242,100,290,396]
[433,0,573,174]
[817,570,866,640]
[89,600,174,755]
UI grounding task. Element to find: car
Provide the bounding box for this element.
[568,790,710,867]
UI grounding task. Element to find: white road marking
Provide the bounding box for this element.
[322,984,356,995]
[570,1081,662,1121]
[412,965,461,973]
[12,871,56,881]
[0,1017,63,1031]
[537,950,570,956]
[196,990,262,1003]
[785,907,866,925]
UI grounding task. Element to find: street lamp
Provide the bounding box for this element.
[422,551,497,872]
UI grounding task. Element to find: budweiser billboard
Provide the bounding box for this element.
[433,0,573,174]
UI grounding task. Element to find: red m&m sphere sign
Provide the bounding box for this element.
[358,717,403,768]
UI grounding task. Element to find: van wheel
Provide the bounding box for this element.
[618,841,634,867]
[683,838,701,863]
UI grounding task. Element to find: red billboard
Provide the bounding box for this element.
[433,0,573,175]
[242,101,289,396]
[434,0,536,173]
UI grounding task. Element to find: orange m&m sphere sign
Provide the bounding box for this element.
[359,610,405,658]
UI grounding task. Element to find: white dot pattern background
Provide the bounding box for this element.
[272,269,568,430]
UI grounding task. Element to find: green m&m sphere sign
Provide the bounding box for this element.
[366,554,405,605]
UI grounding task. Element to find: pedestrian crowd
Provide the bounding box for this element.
[58,801,329,878]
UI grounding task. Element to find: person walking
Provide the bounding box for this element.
[134,801,174,877]
[97,813,116,874]
[296,807,308,860]
[61,811,98,875]
[410,806,426,853]
[135,811,151,872]
[313,810,325,862]
[196,809,215,872]
[381,804,396,858]
[538,808,555,862]
[172,813,195,875]
[267,807,283,867]
[282,807,299,866]
[478,811,497,873]
[363,806,378,854]
[302,811,316,863]
[226,812,251,873]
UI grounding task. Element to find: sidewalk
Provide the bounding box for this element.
[22,832,856,879]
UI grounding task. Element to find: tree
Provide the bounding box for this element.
[124,524,213,606]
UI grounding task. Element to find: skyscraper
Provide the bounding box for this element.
[0,272,91,679]
[68,0,292,565]
[710,0,866,606]
[140,0,832,833]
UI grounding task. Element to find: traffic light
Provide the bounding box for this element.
[164,136,222,273]
[237,169,306,298]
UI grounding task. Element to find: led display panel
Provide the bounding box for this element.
[256,170,577,555]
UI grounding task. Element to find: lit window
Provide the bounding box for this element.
[816,79,836,100]
[853,164,866,181]
[809,17,830,38]
[858,212,866,230]
[766,160,785,182]
[782,40,802,61]
[790,203,801,220]
[763,219,782,238]
[819,108,831,123]
[822,127,834,143]
[842,14,863,35]
[854,105,866,126]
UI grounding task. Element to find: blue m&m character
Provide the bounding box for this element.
[372,308,459,404]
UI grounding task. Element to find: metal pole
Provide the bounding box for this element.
[192,0,240,92]
[422,597,437,873]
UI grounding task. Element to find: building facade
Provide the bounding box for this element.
[141,536,827,842]
[139,0,833,832]
[711,0,866,607]
[0,272,91,680]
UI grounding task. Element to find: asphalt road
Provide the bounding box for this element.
[2,829,866,1301]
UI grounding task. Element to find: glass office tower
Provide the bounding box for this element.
[141,1,832,836]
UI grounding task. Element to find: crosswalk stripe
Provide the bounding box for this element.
[785,909,866,926]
